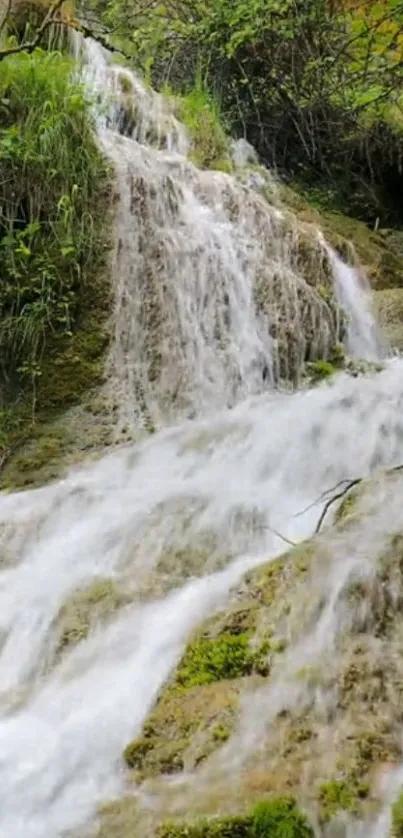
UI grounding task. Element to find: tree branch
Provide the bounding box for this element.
[0,0,68,62]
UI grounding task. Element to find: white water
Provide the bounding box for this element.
[327,244,384,361]
[0,38,398,838]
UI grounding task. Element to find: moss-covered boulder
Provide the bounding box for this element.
[123,678,242,780]
[54,577,130,655]
[93,471,403,837]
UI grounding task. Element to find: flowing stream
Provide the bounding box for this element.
[0,38,401,838]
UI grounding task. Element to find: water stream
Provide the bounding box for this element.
[0,38,401,838]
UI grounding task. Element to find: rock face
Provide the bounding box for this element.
[375,289,403,352]
[94,469,403,837]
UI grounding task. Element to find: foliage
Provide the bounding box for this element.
[0,48,109,399]
[158,797,313,837]
[96,0,403,225]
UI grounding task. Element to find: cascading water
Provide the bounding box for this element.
[0,36,400,838]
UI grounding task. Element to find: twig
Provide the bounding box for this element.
[76,23,132,60]
[315,478,362,533]
[294,478,356,518]
[258,524,296,548]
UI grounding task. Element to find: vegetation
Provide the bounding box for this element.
[317,779,356,822]
[0,35,111,480]
[123,678,240,778]
[91,0,403,227]
[174,631,269,689]
[391,791,403,837]
[158,798,314,838]
[171,83,231,172]
[55,578,127,654]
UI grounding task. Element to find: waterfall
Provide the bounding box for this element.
[73,37,382,435]
[0,36,399,838]
[326,244,383,361]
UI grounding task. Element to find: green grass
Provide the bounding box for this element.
[170,83,232,172]
[0,47,112,480]
[0,48,109,390]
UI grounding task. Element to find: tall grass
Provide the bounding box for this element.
[0,48,109,390]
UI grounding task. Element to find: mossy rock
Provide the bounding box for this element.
[97,795,313,838]
[123,678,242,780]
[54,577,128,654]
[0,265,112,490]
[374,288,403,351]
[278,183,403,291]
[121,543,317,788]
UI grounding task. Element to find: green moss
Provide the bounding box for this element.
[211,723,230,743]
[391,791,403,837]
[306,360,335,382]
[175,632,267,688]
[317,780,356,822]
[158,797,313,838]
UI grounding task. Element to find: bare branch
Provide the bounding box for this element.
[315,478,362,533]
[258,523,297,548]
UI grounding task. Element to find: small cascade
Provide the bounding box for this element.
[74,37,380,434]
[327,244,383,361]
